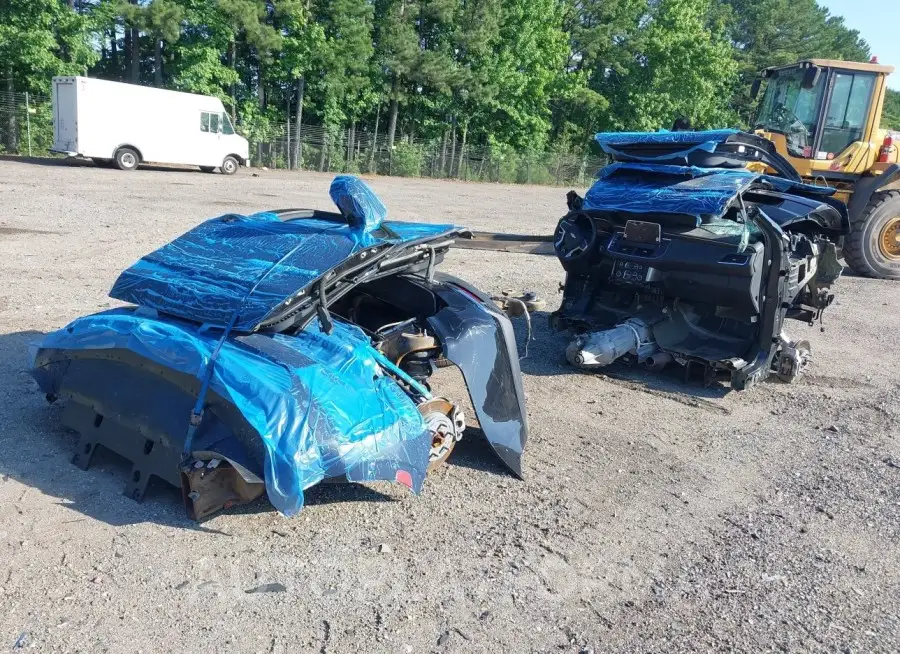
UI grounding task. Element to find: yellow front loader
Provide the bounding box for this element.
[751,58,900,279]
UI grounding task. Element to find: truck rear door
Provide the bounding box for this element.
[53,78,78,153]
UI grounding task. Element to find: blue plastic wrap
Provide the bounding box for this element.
[330,175,388,232]
[110,210,459,332]
[595,129,740,160]
[31,308,431,516]
[32,175,478,516]
[585,163,757,219]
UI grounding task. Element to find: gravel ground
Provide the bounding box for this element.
[0,159,898,653]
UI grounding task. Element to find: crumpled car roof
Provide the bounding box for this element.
[110,210,459,332]
[595,129,740,160]
[594,129,808,182]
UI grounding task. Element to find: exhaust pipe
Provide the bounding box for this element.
[644,352,672,372]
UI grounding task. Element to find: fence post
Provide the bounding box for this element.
[286,95,292,170]
[25,92,32,157]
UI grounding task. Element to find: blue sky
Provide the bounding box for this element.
[818,0,899,90]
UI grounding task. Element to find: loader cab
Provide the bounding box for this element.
[751,59,895,181]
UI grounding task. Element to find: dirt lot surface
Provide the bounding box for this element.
[0,159,898,653]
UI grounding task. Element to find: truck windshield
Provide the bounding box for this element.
[222,112,235,135]
[755,68,826,159]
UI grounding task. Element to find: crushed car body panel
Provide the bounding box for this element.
[31,309,431,516]
[30,176,528,518]
[584,163,848,232]
[595,129,802,181]
[426,274,529,478]
[585,163,760,219]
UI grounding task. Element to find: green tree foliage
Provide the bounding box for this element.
[883,90,900,132]
[722,0,870,123]
[312,0,375,128]
[144,0,185,85]
[0,0,97,95]
[485,0,569,150]
[607,0,739,132]
[554,0,644,145]
[374,0,459,146]
[0,0,886,155]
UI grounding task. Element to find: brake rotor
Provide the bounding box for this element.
[775,339,811,383]
[417,397,465,470]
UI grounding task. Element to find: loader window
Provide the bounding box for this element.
[755,68,826,158]
[820,72,875,157]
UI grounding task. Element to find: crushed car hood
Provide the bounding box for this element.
[111,212,461,333]
[585,162,847,231]
[585,163,759,219]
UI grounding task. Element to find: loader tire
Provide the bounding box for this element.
[843,191,900,280]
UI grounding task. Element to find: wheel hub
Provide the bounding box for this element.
[879,216,900,260]
[774,337,811,383]
[417,398,465,466]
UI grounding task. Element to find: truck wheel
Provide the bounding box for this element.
[844,191,900,280]
[221,156,239,175]
[114,147,140,171]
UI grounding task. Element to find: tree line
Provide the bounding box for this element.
[1,0,898,160]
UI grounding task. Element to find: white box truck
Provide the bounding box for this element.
[52,76,250,174]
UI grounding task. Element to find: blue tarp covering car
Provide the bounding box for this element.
[31,176,529,519]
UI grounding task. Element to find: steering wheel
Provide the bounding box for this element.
[772,104,809,141]
[554,211,597,262]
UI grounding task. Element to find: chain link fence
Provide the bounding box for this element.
[248,122,606,186]
[250,125,605,186]
[0,89,52,157]
[0,88,605,186]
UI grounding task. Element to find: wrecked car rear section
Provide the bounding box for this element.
[30,175,528,519]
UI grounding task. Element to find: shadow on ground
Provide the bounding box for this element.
[447,429,518,478]
[0,154,73,167]
[513,310,732,401]
[0,154,219,175]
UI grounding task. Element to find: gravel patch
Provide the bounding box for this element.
[0,159,897,653]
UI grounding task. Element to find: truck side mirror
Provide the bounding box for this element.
[801,66,820,89]
[750,79,761,100]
